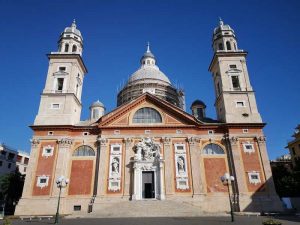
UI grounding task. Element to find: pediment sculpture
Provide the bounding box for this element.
[134,137,160,161]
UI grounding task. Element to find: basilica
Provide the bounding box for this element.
[16,19,282,216]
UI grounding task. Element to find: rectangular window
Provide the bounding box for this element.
[145,130,151,134]
[292,147,295,155]
[231,75,240,90]
[243,129,249,133]
[114,130,120,135]
[52,104,60,109]
[24,158,29,165]
[229,64,237,69]
[58,67,66,71]
[8,153,15,160]
[8,163,11,169]
[236,101,245,107]
[56,78,64,91]
[176,129,182,134]
[243,143,255,153]
[248,171,261,185]
[74,205,81,211]
[48,131,54,136]
[24,167,27,172]
[17,155,22,163]
[208,130,214,135]
[40,178,47,183]
[37,176,49,188]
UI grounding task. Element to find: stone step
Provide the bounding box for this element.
[69,200,226,218]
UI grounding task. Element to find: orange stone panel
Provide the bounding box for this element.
[32,142,57,196]
[204,158,228,193]
[68,160,94,195]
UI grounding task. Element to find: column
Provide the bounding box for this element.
[162,137,174,196]
[21,139,40,198]
[159,158,166,200]
[187,137,203,197]
[52,138,73,197]
[97,137,108,197]
[123,138,133,198]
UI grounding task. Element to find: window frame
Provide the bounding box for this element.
[202,143,225,155]
[37,175,50,188]
[247,171,261,185]
[132,107,163,124]
[72,145,95,157]
[243,142,255,154]
[42,145,54,158]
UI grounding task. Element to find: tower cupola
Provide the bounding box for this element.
[212,18,238,52]
[89,100,105,120]
[58,20,83,56]
[191,100,206,120]
[140,42,156,66]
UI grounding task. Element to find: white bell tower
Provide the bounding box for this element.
[34,20,87,125]
[209,19,262,123]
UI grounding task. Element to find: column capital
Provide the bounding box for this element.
[187,137,200,145]
[30,138,40,148]
[223,134,239,145]
[58,138,73,147]
[162,137,171,145]
[124,138,134,145]
[97,137,108,146]
[255,136,266,143]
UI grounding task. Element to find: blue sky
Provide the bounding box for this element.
[0,0,299,159]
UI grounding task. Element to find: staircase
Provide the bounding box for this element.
[78,199,222,218]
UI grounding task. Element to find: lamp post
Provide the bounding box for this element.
[221,173,235,222]
[54,176,69,224]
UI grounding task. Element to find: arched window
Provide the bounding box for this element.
[73,145,95,156]
[226,41,231,50]
[64,44,69,52]
[133,107,162,123]
[72,45,77,52]
[218,43,223,50]
[203,143,225,155]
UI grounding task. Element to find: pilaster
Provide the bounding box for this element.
[97,137,108,197]
[254,136,277,195]
[123,138,134,198]
[21,139,40,198]
[162,137,174,196]
[187,136,203,197]
[52,138,73,197]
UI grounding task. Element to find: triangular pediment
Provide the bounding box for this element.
[98,93,200,127]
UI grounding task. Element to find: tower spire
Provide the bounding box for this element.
[146,42,151,53]
[72,19,76,28]
[219,17,224,26]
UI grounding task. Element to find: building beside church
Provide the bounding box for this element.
[15,19,282,216]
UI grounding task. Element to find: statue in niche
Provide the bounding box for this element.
[111,158,119,174]
[177,156,185,174]
[134,137,160,160]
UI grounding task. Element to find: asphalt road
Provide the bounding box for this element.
[6,216,300,225]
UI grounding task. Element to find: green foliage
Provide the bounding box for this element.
[0,168,25,215]
[262,219,282,225]
[272,163,300,197]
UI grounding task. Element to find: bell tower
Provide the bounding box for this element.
[34,20,87,125]
[209,19,262,123]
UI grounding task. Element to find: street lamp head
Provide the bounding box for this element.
[230,176,235,181]
[65,179,69,184]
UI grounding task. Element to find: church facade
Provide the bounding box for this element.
[16,20,282,215]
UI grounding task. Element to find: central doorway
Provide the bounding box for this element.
[142,171,155,199]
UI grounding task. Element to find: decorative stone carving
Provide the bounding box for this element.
[124,138,133,146]
[58,138,73,147]
[30,139,40,148]
[97,137,108,145]
[108,144,122,192]
[174,143,189,190]
[134,137,160,161]
[162,137,171,145]
[255,136,266,143]
[187,137,200,145]
[229,136,238,144]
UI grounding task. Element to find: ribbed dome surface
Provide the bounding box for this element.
[128,65,171,85]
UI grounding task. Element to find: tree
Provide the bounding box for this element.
[0,168,25,215]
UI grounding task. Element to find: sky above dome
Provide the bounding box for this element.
[0,0,299,160]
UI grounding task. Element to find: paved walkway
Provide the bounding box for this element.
[8,215,300,225]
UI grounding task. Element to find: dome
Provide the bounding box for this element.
[191,99,206,108]
[213,18,234,35]
[90,100,104,108]
[128,66,171,85]
[62,20,82,39]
